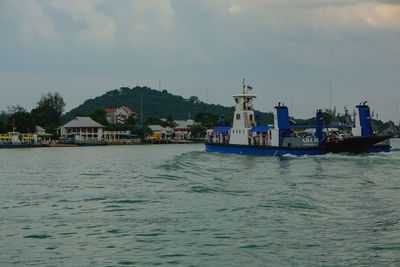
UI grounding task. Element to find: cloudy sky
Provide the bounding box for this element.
[0,0,399,121]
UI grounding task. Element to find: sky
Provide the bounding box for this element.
[0,0,399,122]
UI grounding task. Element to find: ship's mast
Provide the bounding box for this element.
[242,78,246,94]
[140,95,143,127]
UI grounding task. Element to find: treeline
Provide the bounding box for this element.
[87,108,229,140]
[2,86,397,138]
[62,86,275,125]
[0,92,65,136]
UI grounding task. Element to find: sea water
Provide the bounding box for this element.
[1,140,399,266]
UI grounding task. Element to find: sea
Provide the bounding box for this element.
[1,140,400,266]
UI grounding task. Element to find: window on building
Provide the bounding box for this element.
[236,114,240,120]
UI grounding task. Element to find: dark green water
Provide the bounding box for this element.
[1,140,400,266]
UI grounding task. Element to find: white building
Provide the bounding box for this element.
[59,117,105,141]
[174,119,195,140]
[35,126,52,142]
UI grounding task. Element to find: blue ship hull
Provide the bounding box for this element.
[0,144,36,148]
[205,143,390,156]
[76,141,107,146]
[77,143,107,146]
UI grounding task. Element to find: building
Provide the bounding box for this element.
[174,119,195,140]
[148,125,174,140]
[105,106,135,124]
[59,117,105,141]
[103,130,140,143]
[35,126,52,142]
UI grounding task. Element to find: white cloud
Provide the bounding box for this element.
[313,2,400,31]
[228,4,244,15]
[129,0,175,32]
[112,0,176,47]
[202,1,400,32]
[49,0,116,47]
[14,0,56,42]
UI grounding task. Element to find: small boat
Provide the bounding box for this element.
[0,132,43,148]
[205,81,392,156]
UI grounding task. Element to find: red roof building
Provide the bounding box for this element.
[106,106,135,124]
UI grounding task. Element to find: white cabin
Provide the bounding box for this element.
[229,84,257,145]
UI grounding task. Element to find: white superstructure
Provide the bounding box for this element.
[229,80,257,145]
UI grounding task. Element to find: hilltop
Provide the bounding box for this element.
[62,86,274,124]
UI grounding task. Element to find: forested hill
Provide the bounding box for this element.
[62,86,274,124]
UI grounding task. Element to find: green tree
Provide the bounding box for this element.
[7,111,35,133]
[8,105,26,113]
[195,112,220,128]
[73,109,85,117]
[135,125,152,139]
[144,117,164,126]
[89,108,108,126]
[125,114,139,127]
[0,119,6,133]
[31,92,65,127]
[322,110,333,126]
[190,124,206,140]
[166,115,175,127]
[105,123,128,131]
[0,111,8,133]
[188,96,200,104]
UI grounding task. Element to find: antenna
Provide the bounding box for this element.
[344,105,349,124]
[140,95,143,127]
[206,89,208,113]
[329,81,332,112]
[8,108,17,132]
[290,97,293,117]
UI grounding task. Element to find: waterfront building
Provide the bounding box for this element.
[35,126,52,143]
[174,119,195,140]
[59,117,105,141]
[103,130,139,143]
[105,106,135,124]
[148,125,174,140]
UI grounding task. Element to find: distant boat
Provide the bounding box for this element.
[0,132,43,148]
[205,81,393,156]
[62,134,107,146]
[74,138,107,146]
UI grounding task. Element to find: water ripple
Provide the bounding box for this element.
[1,141,399,266]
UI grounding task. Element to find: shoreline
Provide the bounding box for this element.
[43,140,203,148]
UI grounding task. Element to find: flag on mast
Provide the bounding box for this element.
[247,85,253,91]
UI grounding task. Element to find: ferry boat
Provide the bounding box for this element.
[0,132,43,148]
[205,81,393,156]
